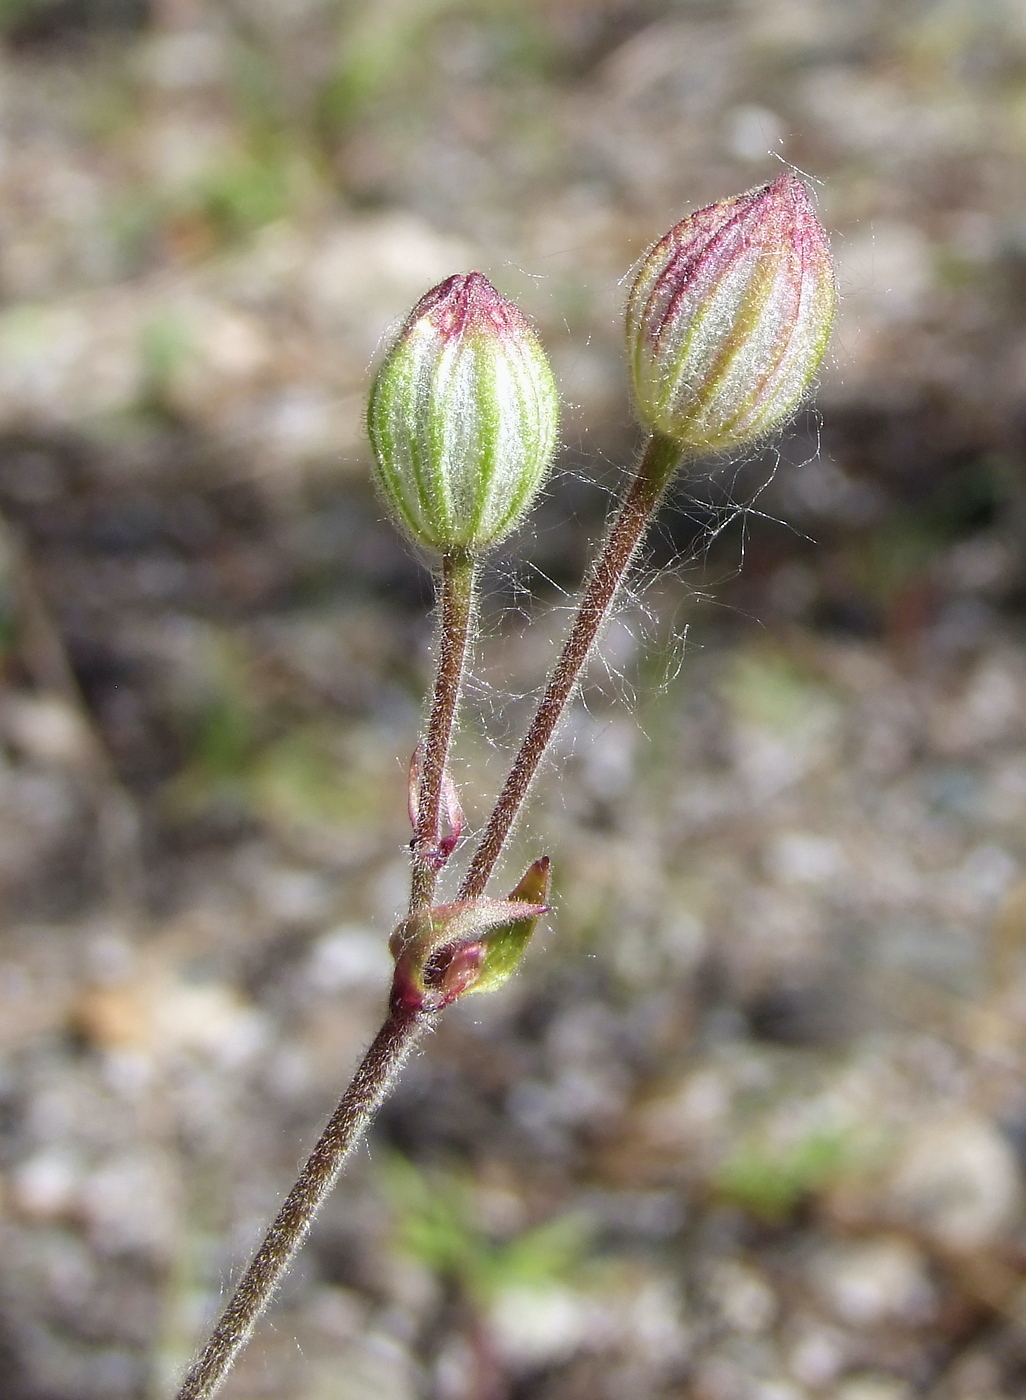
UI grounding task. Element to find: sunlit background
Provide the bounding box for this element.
[1,1,1026,1397]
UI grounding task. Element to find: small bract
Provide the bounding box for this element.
[368,272,559,552]
[626,173,835,454]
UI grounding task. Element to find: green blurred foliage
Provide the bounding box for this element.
[0,535,18,668]
[384,1154,592,1303]
[249,724,389,831]
[843,454,1008,618]
[0,0,52,31]
[321,0,466,133]
[714,1128,852,1223]
[721,648,832,735]
[190,148,294,242]
[320,0,551,135]
[166,636,263,818]
[164,631,396,838]
[137,311,195,419]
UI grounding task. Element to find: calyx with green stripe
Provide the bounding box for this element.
[368,272,559,552]
[626,173,835,454]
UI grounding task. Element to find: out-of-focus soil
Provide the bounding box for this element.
[2,3,1026,1399]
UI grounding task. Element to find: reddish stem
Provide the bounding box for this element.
[174,1005,429,1400]
[458,432,683,900]
[411,547,476,911]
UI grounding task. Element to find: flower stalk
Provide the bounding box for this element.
[459,430,684,899]
[409,547,476,913]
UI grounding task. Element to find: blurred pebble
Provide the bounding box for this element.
[724,104,785,162]
[433,1336,477,1400]
[811,1237,934,1326]
[238,855,334,926]
[2,694,94,767]
[305,925,393,994]
[302,1330,417,1400]
[752,1385,807,1400]
[75,970,268,1068]
[886,1114,1022,1252]
[932,658,1026,753]
[623,1278,689,1368]
[706,1258,778,1333]
[137,30,227,92]
[10,1149,81,1219]
[79,1150,178,1259]
[490,1284,594,1368]
[636,1068,732,1151]
[835,1376,912,1400]
[788,1323,849,1388]
[768,830,847,887]
[307,1286,368,1343]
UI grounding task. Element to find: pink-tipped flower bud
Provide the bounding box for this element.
[368,272,559,552]
[626,173,835,454]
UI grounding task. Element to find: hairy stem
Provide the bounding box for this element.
[174,1005,430,1400]
[459,432,684,900]
[173,436,682,1399]
[410,547,477,912]
[175,553,474,1399]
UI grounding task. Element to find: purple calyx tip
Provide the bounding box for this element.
[646,173,825,343]
[411,271,524,341]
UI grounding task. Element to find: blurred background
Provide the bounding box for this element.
[1,1,1026,1397]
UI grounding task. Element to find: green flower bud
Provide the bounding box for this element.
[368,272,559,552]
[626,173,835,454]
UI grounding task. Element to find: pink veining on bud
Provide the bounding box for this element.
[416,271,530,342]
[626,173,835,454]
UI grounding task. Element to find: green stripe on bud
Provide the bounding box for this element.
[368,272,559,552]
[626,174,835,454]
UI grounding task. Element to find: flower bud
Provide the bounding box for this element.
[626,173,835,454]
[368,272,559,552]
[388,871,550,1014]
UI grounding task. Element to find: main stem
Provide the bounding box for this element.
[459,432,684,900]
[410,547,477,912]
[173,436,680,1400]
[174,1005,429,1400]
[175,552,476,1400]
